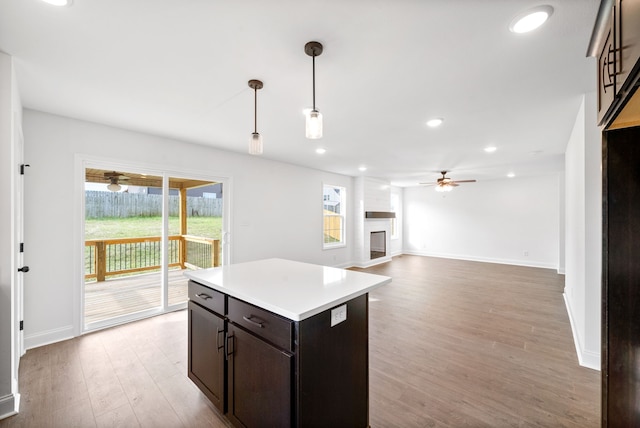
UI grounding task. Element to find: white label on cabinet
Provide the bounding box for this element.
[331,304,347,327]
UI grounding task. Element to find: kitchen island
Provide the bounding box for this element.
[184,258,391,428]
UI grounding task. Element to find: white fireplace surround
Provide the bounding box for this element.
[362,218,392,267]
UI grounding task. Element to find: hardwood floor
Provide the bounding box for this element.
[0,255,599,427]
[359,255,600,427]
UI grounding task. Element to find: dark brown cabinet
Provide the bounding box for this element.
[592,0,640,125]
[227,324,293,428]
[617,0,640,94]
[187,279,227,413]
[602,126,640,427]
[590,1,640,426]
[187,279,370,428]
[188,301,226,412]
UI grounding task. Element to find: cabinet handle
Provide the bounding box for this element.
[195,293,211,300]
[242,315,264,328]
[216,328,224,351]
[225,333,234,360]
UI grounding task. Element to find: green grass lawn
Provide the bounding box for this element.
[85,216,222,240]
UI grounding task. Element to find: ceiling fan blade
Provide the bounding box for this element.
[419,182,437,185]
[452,179,476,183]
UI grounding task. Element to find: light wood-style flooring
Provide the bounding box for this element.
[359,255,600,427]
[0,255,600,427]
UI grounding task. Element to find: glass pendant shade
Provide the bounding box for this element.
[305,109,323,139]
[107,182,121,192]
[249,132,263,155]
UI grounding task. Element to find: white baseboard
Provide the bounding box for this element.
[0,393,19,421]
[24,325,74,350]
[563,293,601,371]
[352,255,393,269]
[402,250,558,270]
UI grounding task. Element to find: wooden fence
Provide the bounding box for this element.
[85,191,223,218]
[323,209,343,243]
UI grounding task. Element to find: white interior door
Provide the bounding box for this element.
[13,114,25,359]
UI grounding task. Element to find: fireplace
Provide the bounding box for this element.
[370,231,386,260]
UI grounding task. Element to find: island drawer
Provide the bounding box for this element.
[228,297,293,352]
[188,280,225,315]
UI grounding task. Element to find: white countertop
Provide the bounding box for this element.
[184,258,392,321]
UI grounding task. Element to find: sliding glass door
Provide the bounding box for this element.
[82,166,225,331]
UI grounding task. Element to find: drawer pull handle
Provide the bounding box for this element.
[195,293,211,300]
[243,315,264,328]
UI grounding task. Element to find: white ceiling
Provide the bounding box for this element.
[0,0,599,187]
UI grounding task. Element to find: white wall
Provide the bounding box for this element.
[22,109,355,349]
[564,92,601,370]
[403,175,560,269]
[0,52,21,419]
[389,186,403,256]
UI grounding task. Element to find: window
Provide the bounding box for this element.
[323,184,346,248]
[390,193,399,239]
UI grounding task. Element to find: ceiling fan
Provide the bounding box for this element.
[103,171,129,192]
[420,171,477,192]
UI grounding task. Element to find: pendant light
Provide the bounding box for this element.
[305,41,323,139]
[248,79,264,155]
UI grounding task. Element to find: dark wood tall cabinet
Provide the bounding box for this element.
[590,1,640,426]
[602,127,640,426]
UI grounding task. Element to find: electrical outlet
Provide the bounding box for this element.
[331,304,347,327]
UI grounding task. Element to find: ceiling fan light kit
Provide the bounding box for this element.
[420,170,477,192]
[435,183,453,192]
[248,79,264,155]
[104,171,128,192]
[305,41,323,139]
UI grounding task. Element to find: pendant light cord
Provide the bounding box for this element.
[312,54,316,110]
[254,87,257,133]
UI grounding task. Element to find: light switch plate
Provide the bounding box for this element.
[331,304,347,327]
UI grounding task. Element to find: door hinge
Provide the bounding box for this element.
[20,242,24,253]
[19,320,23,331]
[20,164,30,175]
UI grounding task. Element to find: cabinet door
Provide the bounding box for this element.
[188,301,226,412]
[617,0,640,95]
[227,324,293,428]
[603,126,640,427]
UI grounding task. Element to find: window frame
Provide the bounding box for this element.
[322,183,346,249]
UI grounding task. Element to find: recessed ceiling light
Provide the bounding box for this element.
[41,0,72,6]
[426,118,443,128]
[509,5,553,33]
[358,166,367,172]
[484,146,497,153]
[315,148,326,154]
[507,172,516,178]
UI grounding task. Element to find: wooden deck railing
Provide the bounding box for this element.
[85,235,220,281]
